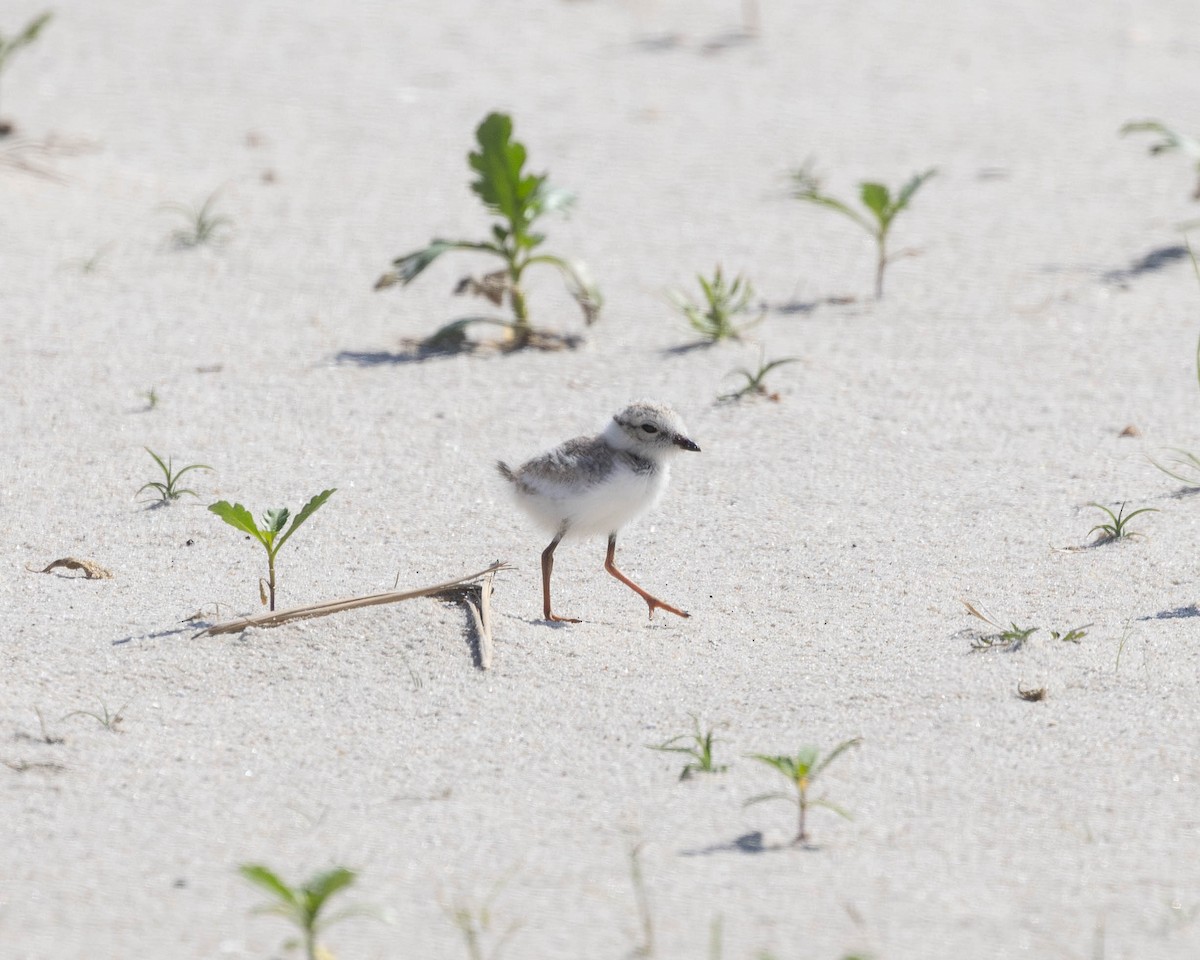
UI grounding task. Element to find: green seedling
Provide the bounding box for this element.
[628,843,654,959]
[0,11,52,136]
[792,167,936,298]
[1121,120,1200,201]
[670,267,763,343]
[137,448,210,504]
[1049,626,1089,644]
[745,738,861,846]
[63,700,127,733]
[1087,501,1157,544]
[162,192,231,248]
[648,715,727,780]
[445,886,522,960]
[209,489,335,611]
[375,112,600,350]
[962,600,1038,652]
[240,864,368,960]
[718,350,798,402]
[142,387,159,410]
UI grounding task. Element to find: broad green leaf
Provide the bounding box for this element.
[794,191,873,234]
[813,737,862,776]
[469,112,545,238]
[894,168,937,213]
[743,791,794,808]
[304,867,357,911]
[859,182,890,221]
[276,488,336,551]
[375,240,497,289]
[263,507,290,535]
[239,864,300,909]
[209,501,267,547]
[811,798,854,820]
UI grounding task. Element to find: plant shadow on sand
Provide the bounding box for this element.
[1139,604,1200,621]
[681,831,821,856]
[1100,244,1190,286]
[771,295,859,316]
[336,320,583,366]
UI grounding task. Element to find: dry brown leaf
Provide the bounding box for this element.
[35,558,112,579]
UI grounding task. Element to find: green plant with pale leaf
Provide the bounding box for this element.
[0,11,52,135]
[240,864,369,960]
[209,489,335,611]
[1121,120,1200,201]
[792,167,936,298]
[64,699,128,733]
[162,191,232,248]
[375,112,600,350]
[137,448,210,504]
[648,715,727,780]
[670,267,762,343]
[718,349,798,402]
[1087,501,1157,544]
[745,738,861,845]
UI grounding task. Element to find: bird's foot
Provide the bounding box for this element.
[645,597,690,620]
[544,612,583,624]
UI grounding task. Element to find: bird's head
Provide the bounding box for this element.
[607,400,701,457]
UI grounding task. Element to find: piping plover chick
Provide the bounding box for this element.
[498,400,701,622]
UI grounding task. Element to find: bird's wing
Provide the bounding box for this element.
[513,436,616,497]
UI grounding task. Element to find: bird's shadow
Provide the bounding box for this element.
[681,831,813,857]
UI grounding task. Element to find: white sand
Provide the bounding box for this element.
[3,1,1200,957]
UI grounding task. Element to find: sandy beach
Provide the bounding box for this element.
[3,2,1199,957]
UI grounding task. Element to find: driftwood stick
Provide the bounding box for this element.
[197,561,508,637]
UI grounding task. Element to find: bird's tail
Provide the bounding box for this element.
[496,460,516,483]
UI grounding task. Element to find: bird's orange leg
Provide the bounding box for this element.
[542,526,581,623]
[604,534,690,619]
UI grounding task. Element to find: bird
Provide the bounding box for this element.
[497,400,701,622]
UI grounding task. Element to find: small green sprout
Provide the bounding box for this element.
[162,191,232,248]
[718,350,798,402]
[0,11,53,136]
[375,112,600,350]
[648,715,727,780]
[792,167,936,298]
[142,387,159,411]
[445,887,522,960]
[209,489,335,611]
[962,600,1038,652]
[1087,501,1157,544]
[63,700,128,733]
[240,863,367,960]
[670,267,763,343]
[1049,626,1089,644]
[137,448,210,504]
[1121,120,1200,201]
[745,738,861,846]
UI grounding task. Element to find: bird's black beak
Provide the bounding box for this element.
[673,435,701,452]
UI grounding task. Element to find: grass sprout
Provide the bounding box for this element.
[240,864,370,960]
[962,600,1038,652]
[718,349,798,402]
[792,167,936,298]
[376,112,600,350]
[137,448,210,504]
[0,11,53,135]
[445,885,522,960]
[63,700,128,733]
[745,738,861,846]
[1087,501,1157,544]
[670,266,763,343]
[162,192,232,248]
[1121,120,1200,201]
[210,489,335,611]
[648,715,727,780]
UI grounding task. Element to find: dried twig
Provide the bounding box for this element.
[197,561,508,636]
[33,557,112,579]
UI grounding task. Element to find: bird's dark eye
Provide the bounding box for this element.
[641,423,658,434]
